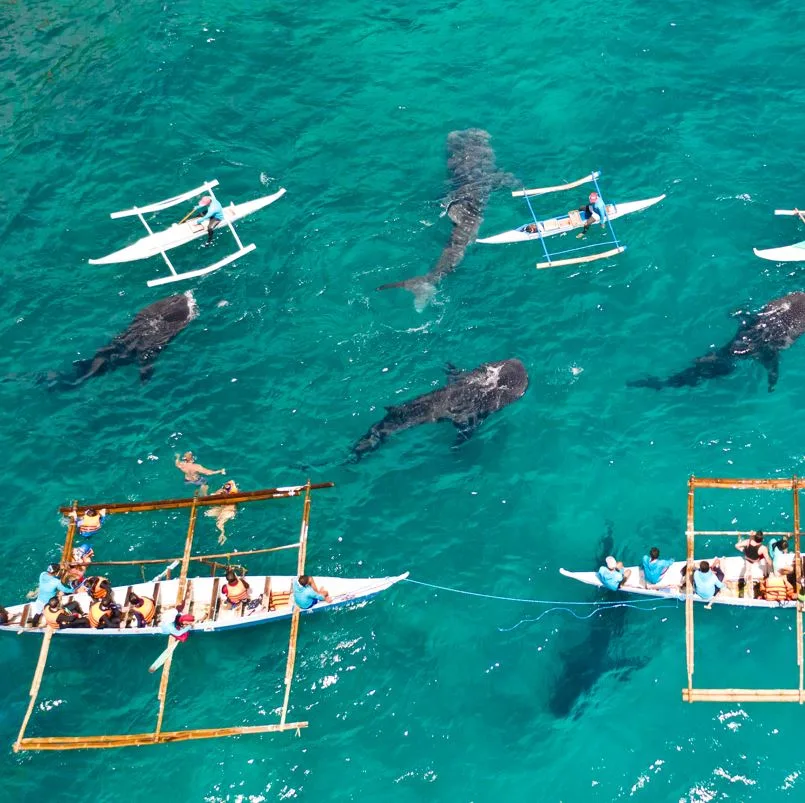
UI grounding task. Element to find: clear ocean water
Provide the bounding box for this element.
[4,0,805,800]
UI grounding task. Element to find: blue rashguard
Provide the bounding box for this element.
[693,569,723,601]
[35,572,73,613]
[598,566,624,591]
[293,579,325,609]
[642,555,674,585]
[591,198,607,224]
[193,198,224,222]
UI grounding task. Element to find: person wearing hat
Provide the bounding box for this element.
[30,564,74,626]
[161,611,196,643]
[597,555,631,591]
[68,508,107,536]
[174,451,226,497]
[190,195,225,244]
[577,191,608,237]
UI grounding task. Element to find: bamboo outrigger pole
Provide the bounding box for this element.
[794,479,804,704]
[12,628,54,752]
[684,477,695,701]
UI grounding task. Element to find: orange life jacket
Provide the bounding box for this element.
[764,575,793,602]
[80,513,102,533]
[43,605,65,629]
[132,596,156,624]
[88,576,110,600]
[224,578,248,603]
[88,601,109,628]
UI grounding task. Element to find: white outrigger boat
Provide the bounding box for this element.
[753,208,805,262]
[477,171,665,269]
[560,555,796,609]
[89,179,286,287]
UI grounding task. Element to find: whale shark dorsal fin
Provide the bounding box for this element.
[444,362,461,383]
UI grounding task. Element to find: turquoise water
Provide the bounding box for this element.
[6,0,805,799]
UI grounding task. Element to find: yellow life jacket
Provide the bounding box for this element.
[132,596,156,624]
[80,513,102,532]
[225,578,248,603]
[88,601,109,628]
[764,575,791,602]
[88,576,110,600]
[43,605,64,629]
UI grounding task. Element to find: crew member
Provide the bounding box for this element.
[577,191,608,236]
[31,564,74,626]
[191,196,225,243]
[292,575,331,609]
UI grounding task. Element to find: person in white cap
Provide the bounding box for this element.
[597,555,631,591]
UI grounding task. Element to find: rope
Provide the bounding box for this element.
[498,600,680,632]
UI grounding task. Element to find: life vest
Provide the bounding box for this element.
[88,577,110,600]
[764,575,793,602]
[132,596,156,624]
[88,601,109,628]
[224,578,248,603]
[80,513,102,532]
[43,605,65,629]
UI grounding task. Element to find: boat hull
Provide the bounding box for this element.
[560,555,795,608]
[1,572,408,635]
[89,189,286,265]
[477,194,666,245]
[753,242,805,262]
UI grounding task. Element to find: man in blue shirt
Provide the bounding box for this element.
[191,195,225,243]
[578,191,608,236]
[642,547,675,587]
[693,559,724,608]
[32,564,74,624]
[597,556,632,591]
[292,575,332,609]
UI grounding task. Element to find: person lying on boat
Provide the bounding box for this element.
[204,479,239,545]
[161,612,196,642]
[88,597,121,629]
[692,559,724,608]
[175,451,226,496]
[68,507,107,537]
[44,593,91,629]
[759,571,796,602]
[641,546,675,588]
[127,591,156,627]
[576,191,608,237]
[0,606,22,626]
[736,530,771,598]
[524,223,539,234]
[221,570,250,608]
[597,556,631,591]
[292,575,332,609]
[65,542,94,587]
[30,564,75,626]
[190,196,225,244]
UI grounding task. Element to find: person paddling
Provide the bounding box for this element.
[189,195,224,244]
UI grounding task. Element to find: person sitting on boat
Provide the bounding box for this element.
[30,564,75,626]
[127,591,157,628]
[0,606,22,626]
[641,547,675,588]
[292,575,332,609]
[175,451,226,497]
[597,556,631,591]
[84,575,113,602]
[190,196,225,243]
[736,530,771,598]
[65,542,94,587]
[68,507,107,537]
[577,191,608,237]
[692,559,724,608]
[759,572,795,602]
[221,570,250,608]
[44,593,90,629]
[770,538,795,579]
[204,479,240,545]
[161,612,195,642]
[88,597,121,629]
[524,223,539,234]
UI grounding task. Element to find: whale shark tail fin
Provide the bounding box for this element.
[626,375,665,390]
[377,276,437,312]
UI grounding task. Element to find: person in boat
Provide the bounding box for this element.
[30,564,75,626]
[44,593,91,629]
[0,606,22,626]
[88,597,121,629]
[597,556,631,591]
[736,530,771,597]
[524,223,539,234]
[221,570,250,608]
[68,508,107,537]
[292,575,332,609]
[204,479,240,545]
[190,195,225,244]
[127,591,157,628]
[161,612,195,642]
[175,451,226,496]
[577,191,608,237]
[65,542,94,587]
[759,571,795,602]
[770,538,795,580]
[692,559,724,608]
[84,575,113,602]
[641,546,675,588]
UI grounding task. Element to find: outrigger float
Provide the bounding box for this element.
[562,476,805,704]
[89,179,286,287]
[477,171,664,269]
[754,208,805,262]
[10,481,407,752]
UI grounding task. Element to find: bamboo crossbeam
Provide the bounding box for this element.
[13,628,54,752]
[688,530,792,537]
[60,500,77,565]
[685,479,695,700]
[794,481,804,703]
[75,543,300,570]
[57,483,334,516]
[682,688,803,703]
[690,477,798,491]
[15,722,310,751]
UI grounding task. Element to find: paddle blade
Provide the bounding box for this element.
[148,640,177,673]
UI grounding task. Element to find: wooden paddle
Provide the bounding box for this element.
[178,210,195,224]
[148,638,178,673]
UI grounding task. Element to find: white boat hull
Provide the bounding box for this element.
[477,194,666,245]
[753,242,805,262]
[89,189,286,265]
[1,572,408,635]
[560,555,795,608]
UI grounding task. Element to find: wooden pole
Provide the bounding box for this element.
[13,627,54,752]
[79,542,300,569]
[688,530,792,537]
[690,477,797,491]
[685,476,696,701]
[682,688,803,703]
[60,500,78,566]
[794,478,803,703]
[280,481,313,727]
[57,483,334,516]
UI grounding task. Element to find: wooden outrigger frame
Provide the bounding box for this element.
[683,476,805,704]
[12,480,333,752]
[515,171,626,269]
